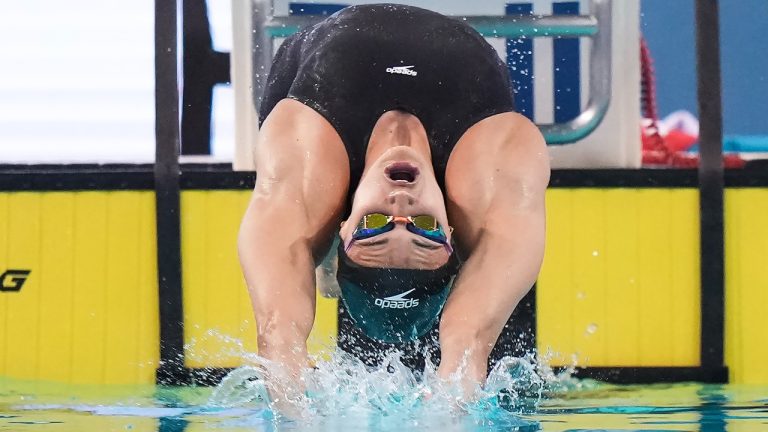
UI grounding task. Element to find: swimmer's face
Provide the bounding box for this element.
[340,145,452,270]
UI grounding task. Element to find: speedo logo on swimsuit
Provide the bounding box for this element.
[386,65,418,76]
[375,289,420,309]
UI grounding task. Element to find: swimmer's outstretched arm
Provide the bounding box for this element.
[441,112,550,396]
[238,100,350,395]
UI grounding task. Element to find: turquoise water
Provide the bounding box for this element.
[2,353,767,431]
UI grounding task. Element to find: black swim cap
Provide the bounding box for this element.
[336,239,461,343]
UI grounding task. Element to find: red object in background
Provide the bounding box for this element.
[639,37,744,168]
[665,129,698,153]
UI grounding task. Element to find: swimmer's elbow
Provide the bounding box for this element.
[238,191,314,261]
[252,175,291,199]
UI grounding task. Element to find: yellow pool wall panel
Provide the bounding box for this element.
[0,184,764,384]
[537,188,701,367]
[180,190,338,369]
[0,191,159,385]
[724,188,768,384]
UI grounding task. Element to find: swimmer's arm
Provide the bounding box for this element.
[440,113,550,393]
[238,100,349,377]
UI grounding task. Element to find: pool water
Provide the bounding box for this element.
[2,353,767,432]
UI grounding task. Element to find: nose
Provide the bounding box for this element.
[388,190,415,215]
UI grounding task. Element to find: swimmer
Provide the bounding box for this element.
[238,4,549,403]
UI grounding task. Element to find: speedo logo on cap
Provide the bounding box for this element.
[375,289,420,309]
[386,65,418,76]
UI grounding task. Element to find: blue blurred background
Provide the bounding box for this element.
[0,1,765,162]
[642,0,768,135]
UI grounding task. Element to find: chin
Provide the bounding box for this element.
[380,145,422,162]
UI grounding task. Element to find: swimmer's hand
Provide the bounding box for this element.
[436,341,488,403]
[263,363,311,419]
[415,376,483,416]
[256,345,312,419]
[209,354,310,420]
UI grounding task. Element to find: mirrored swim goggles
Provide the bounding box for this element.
[348,213,453,254]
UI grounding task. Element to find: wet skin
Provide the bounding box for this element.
[238,98,550,405]
[340,111,452,270]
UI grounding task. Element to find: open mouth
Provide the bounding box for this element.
[385,162,419,183]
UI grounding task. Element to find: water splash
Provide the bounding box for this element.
[206,348,581,430]
[209,365,272,408]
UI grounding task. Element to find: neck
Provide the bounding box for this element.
[364,111,432,167]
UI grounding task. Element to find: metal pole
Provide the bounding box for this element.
[263,14,600,38]
[695,0,725,373]
[542,0,612,144]
[252,0,274,112]
[155,0,187,384]
[248,0,612,144]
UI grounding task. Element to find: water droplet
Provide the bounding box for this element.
[592,250,599,257]
[586,323,598,334]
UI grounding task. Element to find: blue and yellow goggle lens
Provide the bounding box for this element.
[352,213,449,246]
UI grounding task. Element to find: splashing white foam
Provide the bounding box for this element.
[206,348,583,430]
